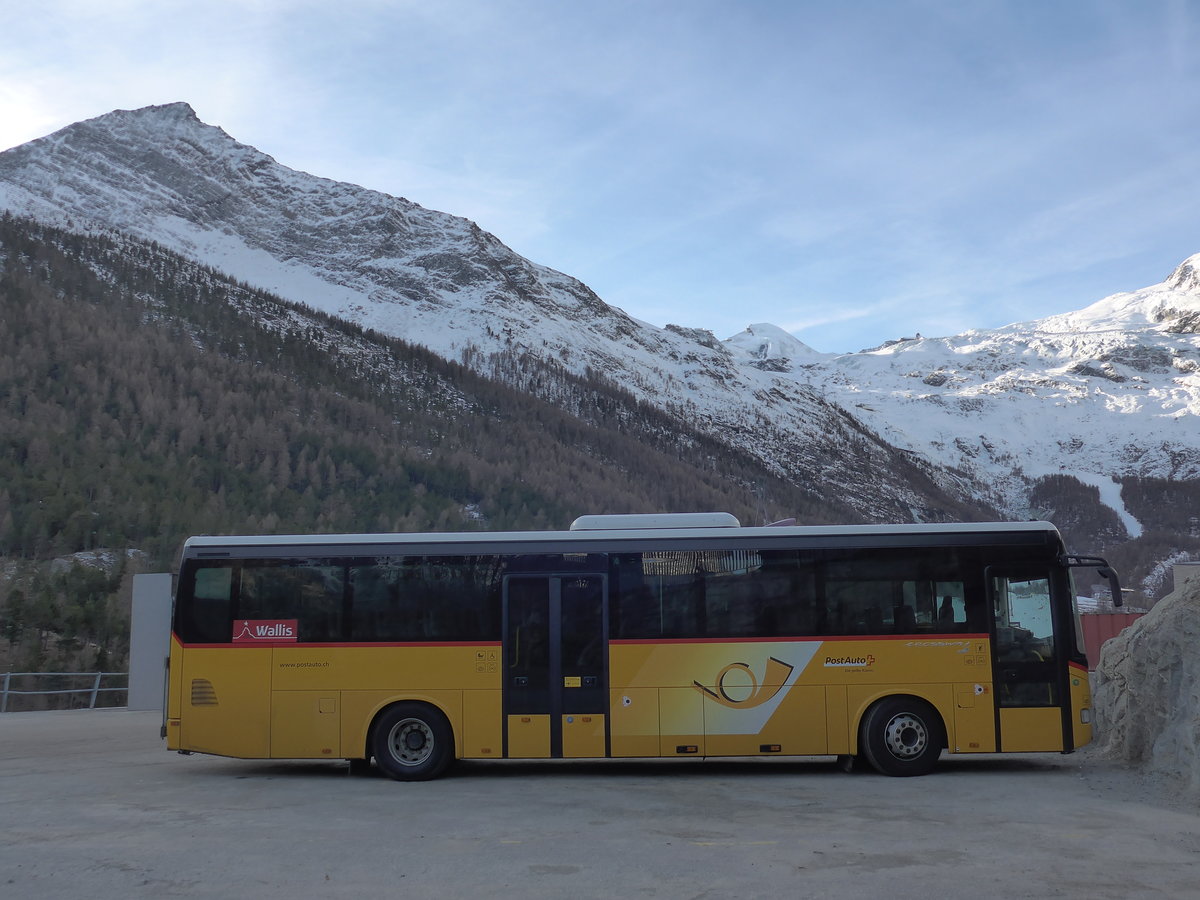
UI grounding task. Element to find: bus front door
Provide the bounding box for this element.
[503,574,607,759]
[988,569,1066,752]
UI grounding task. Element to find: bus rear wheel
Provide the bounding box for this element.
[371,703,454,781]
[860,696,943,777]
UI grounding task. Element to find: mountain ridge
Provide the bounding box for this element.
[0,103,986,526]
[4,103,1200,597]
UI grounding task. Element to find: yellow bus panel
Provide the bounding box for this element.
[271,691,340,759]
[1069,664,1093,748]
[704,685,827,756]
[562,714,605,758]
[825,685,850,755]
[609,688,659,757]
[1000,707,1064,752]
[179,646,271,758]
[659,687,705,756]
[273,645,498,693]
[462,690,502,758]
[507,715,551,758]
[952,682,997,752]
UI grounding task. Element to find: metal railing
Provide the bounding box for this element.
[0,671,129,712]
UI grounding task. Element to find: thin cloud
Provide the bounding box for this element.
[782,306,876,333]
[1,1,1198,355]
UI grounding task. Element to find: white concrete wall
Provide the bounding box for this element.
[128,573,173,711]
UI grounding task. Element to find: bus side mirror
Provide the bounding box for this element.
[1098,567,1122,608]
[1061,555,1123,608]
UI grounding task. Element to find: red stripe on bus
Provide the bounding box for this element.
[609,633,989,645]
[175,631,992,649]
[171,634,502,649]
[317,641,503,648]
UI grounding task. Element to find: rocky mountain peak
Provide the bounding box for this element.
[724,323,826,363]
[98,101,201,126]
[1167,253,1200,292]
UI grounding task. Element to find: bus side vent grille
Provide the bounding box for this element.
[190,679,218,706]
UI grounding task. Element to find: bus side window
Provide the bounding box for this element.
[182,565,234,643]
[349,556,501,642]
[825,579,890,635]
[416,556,502,641]
[612,552,707,639]
[240,562,345,642]
[349,562,412,641]
[757,569,817,637]
[932,583,967,633]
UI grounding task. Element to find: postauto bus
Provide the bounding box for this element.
[165,513,1120,779]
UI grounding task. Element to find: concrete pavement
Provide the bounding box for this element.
[2,709,1198,898]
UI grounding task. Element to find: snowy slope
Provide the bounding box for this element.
[783,259,1200,528]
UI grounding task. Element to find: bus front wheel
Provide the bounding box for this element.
[860,696,943,777]
[371,703,454,781]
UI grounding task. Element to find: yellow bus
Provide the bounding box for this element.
[164,513,1120,779]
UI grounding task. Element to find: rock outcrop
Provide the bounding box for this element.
[1093,574,1200,793]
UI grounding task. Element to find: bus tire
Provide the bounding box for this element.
[371,703,454,781]
[860,696,943,777]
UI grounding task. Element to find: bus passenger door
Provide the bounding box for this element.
[503,575,607,759]
[988,569,1065,752]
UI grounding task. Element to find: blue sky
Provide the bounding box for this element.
[3,0,1198,352]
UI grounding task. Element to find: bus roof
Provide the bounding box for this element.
[180,519,1064,557]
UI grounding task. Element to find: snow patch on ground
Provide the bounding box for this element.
[1069,471,1144,539]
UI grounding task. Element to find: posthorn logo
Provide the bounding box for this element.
[693,657,795,708]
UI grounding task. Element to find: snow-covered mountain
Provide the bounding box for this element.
[809,260,1200,532]
[0,103,983,523]
[3,102,1200,570]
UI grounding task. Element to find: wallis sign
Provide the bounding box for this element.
[232,620,299,643]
